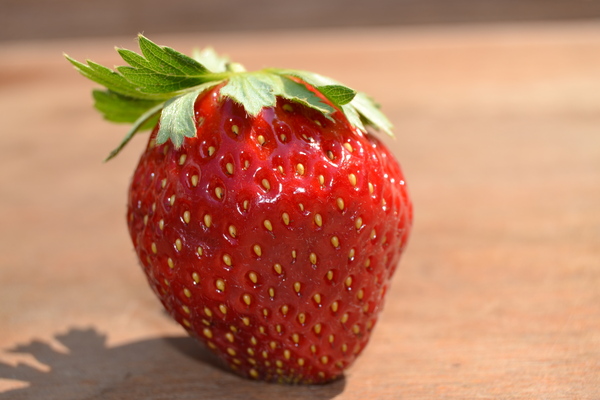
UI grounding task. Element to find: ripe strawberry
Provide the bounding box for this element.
[67,35,412,384]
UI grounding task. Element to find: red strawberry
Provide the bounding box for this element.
[67,35,412,384]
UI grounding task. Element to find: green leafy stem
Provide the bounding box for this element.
[65,34,393,160]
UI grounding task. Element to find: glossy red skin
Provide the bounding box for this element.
[127,85,412,384]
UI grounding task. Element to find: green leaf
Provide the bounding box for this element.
[341,103,366,132]
[116,48,151,69]
[105,103,163,161]
[271,68,393,135]
[211,72,335,117]
[113,35,225,94]
[277,69,338,87]
[66,54,155,100]
[318,85,356,106]
[192,47,229,73]
[274,76,335,115]
[156,83,217,147]
[116,66,209,94]
[93,90,163,124]
[156,90,200,148]
[220,73,277,116]
[138,35,210,76]
[351,92,393,136]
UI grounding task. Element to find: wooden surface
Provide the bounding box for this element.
[1,22,599,399]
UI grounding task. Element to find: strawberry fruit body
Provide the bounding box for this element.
[67,36,412,384]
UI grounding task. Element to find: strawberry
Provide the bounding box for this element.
[66,35,412,384]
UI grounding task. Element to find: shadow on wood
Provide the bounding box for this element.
[0,328,346,400]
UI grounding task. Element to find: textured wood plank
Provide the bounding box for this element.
[0,22,599,399]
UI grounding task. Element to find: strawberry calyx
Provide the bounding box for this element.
[65,34,393,160]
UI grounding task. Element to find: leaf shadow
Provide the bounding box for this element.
[0,327,346,400]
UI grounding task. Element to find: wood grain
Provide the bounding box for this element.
[0,22,599,399]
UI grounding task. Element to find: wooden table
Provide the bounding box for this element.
[1,22,599,399]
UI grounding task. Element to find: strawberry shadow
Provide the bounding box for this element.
[0,327,346,400]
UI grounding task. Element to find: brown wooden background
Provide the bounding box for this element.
[2,0,600,41]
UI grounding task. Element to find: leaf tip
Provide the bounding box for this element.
[104,152,118,163]
[137,33,151,46]
[63,53,77,65]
